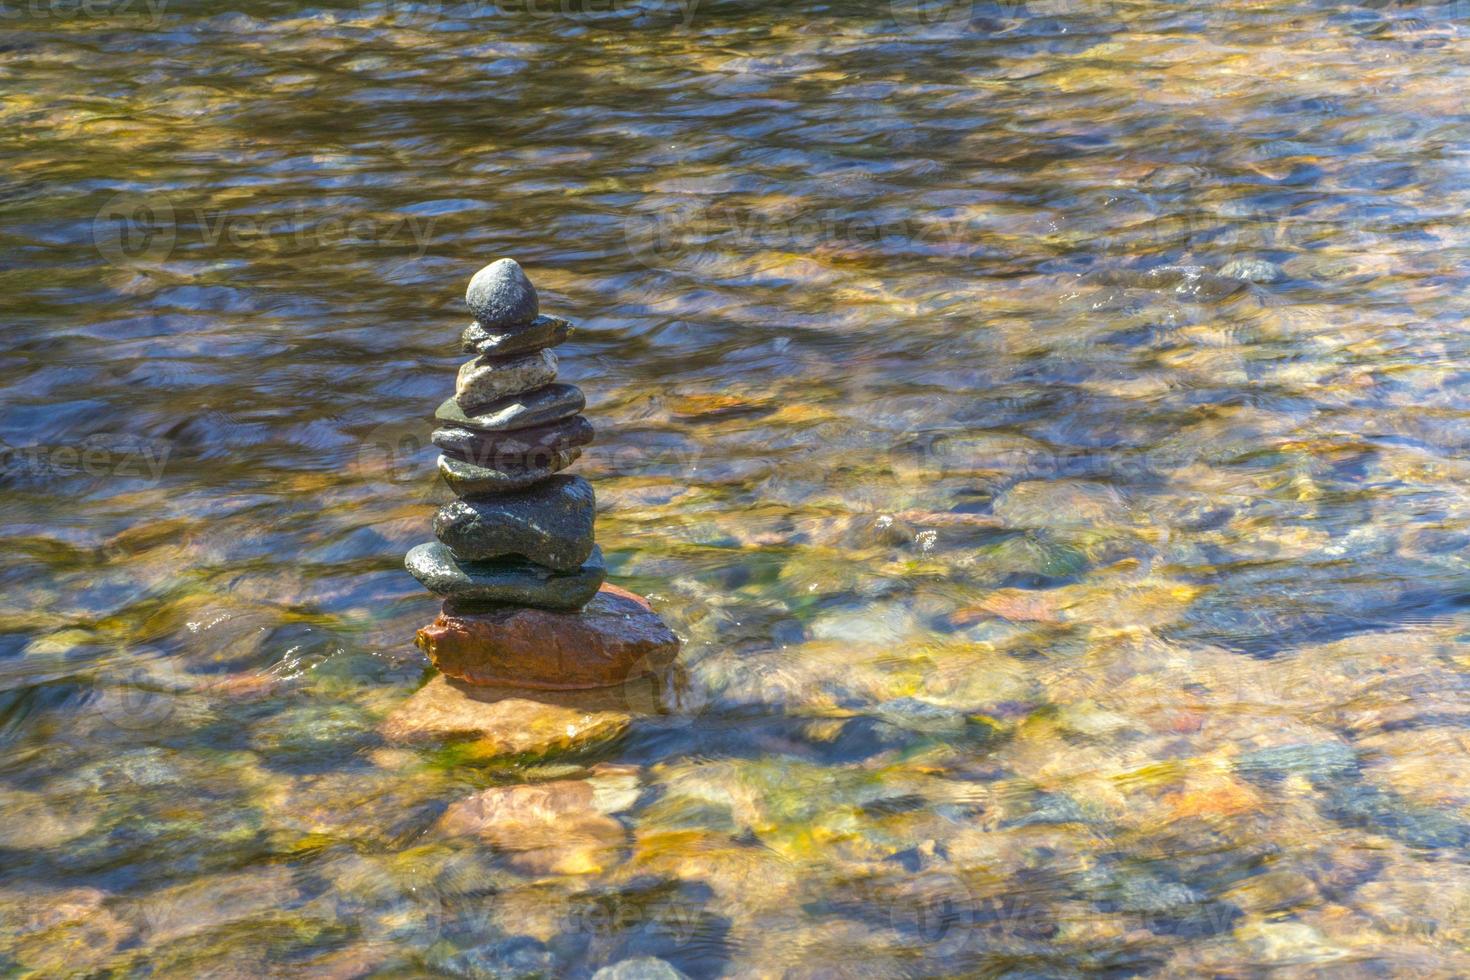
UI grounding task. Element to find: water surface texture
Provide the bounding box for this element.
[5,0,1470,974]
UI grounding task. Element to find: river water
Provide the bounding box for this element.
[4,0,1470,974]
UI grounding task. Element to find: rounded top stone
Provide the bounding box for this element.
[466,258,538,327]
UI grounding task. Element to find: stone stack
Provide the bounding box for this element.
[405,259,679,692]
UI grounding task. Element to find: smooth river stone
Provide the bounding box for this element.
[461,315,570,357]
[431,415,594,471]
[418,583,680,690]
[465,257,538,328]
[455,349,558,413]
[405,542,605,610]
[433,475,595,570]
[435,384,585,433]
[438,448,581,495]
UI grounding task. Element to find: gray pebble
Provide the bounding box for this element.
[464,257,538,327]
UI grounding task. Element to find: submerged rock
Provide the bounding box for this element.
[417,583,680,690]
[405,542,605,609]
[435,937,556,978]
[465,257,538,327]
[993,479,1130,529]
[592,958,690,980]
[436,776,630,875]
[380,674,631,760]
[432,475,596,570]
[1219,257,1286,284]
[0,788,98,849]
[0,885,131,976]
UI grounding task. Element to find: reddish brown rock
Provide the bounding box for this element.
[416,584,679,691]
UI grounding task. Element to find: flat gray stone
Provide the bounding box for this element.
[465,257,538,328]
[406,542,605,610]
[456,349,558,413]
[432,416,594,471]
[462,315,570,357]
[433,475,595,570]
[438,449,581,495]
[435,384,585,433]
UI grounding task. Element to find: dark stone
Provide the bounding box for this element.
[438,449,581,496]
[405,542,605,610]
[433,474,596,570]
[432,416,594,472]
[462,315,570,357]
[434,384,585,434]
[465,257,538,328]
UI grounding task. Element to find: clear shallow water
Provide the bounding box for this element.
[5,0,1470,974]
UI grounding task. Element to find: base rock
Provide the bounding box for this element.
[417,584,680,690]
[380,674,631,760]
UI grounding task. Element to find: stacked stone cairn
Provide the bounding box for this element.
[406,259,679,691]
